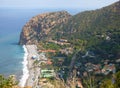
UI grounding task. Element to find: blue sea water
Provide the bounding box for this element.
[0,8,82,80]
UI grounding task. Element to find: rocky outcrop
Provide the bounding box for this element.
[19,11,71,45]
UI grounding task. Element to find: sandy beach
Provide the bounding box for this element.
[25,45,40,88]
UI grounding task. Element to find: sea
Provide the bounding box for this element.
[0,8,83,85]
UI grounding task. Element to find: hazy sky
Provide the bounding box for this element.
[0,0,119,9]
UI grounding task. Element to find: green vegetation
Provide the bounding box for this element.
[0,75,18,88]
[81,71,120,88]
[100,71,120,88]
[43,42,60,50]
[48,1,120,54]
[69,39,87,51]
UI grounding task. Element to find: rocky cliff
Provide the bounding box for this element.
[19,11,71,45]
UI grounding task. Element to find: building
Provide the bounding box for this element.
[40,69,55,78]
[102,63,116,75]
[59,39,68,42]
[32,55,38,59]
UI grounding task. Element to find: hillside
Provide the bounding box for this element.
[50,1,120,40]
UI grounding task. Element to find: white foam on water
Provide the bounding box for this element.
[19,45,29,87]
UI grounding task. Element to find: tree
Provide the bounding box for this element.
[100,79,114,88]
[0,75,18,88]
[100,71,120,88]
[115,71,120,88]
[83,74,96,88]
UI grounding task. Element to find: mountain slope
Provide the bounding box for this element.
[50,1,120,40]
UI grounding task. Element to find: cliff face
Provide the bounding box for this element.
[19,11,71,45]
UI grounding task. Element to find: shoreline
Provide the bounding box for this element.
[19,45,29,87]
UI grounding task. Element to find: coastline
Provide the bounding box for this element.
[19,45,40,88]
[19,45,29,87]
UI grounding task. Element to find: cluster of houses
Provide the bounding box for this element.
[31,53,55,78]
[38,54,55,78]
[101,63,116,75]
[83,62,116,76]
[31,39,72,80]
[31,53,56,86]
[77,51,116,76]
[74,62,116,76]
